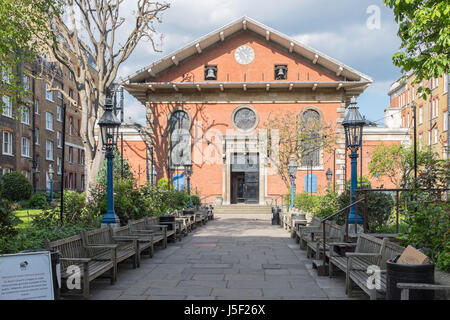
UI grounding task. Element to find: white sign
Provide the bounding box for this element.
[0,251,54,300]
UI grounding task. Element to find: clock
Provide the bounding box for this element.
[234,45,255,65]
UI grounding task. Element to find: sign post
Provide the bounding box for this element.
[0,251,55,300]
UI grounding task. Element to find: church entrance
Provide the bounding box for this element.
[230,153,259,204]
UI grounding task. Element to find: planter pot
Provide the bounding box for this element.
[215,197,223,205]
[386,255,435,300]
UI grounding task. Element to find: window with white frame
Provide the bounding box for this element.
[57,157,62,175]
[23,75,30,90]
[46,140,53,160]
[22,170,30,180]
[2,96,12,117]
[69,116,73,136]
[34,99,39,114]
[69,147,73,163]
[419,133,423,150]
[434,128,438,144]
[2,131,13,155]
[81,149,85,166]
[2,66,11,83]
[46,112,53,130]
[2,168,12,175]
[57,131,62,148]
[432,98,439,118]
[45,83,54,101]
[444,111,448,131]
[35,128,39,145]
[21,106,30,125]
[419,106,423,124]
[21,137,30,157]
[56,105,62,121]
[444,73,448,94]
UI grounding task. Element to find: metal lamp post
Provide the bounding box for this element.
[98,97,121,227]
[48,164,54,204]
[288,157,298,210]
[342,96,366,226]
[326,168,332,193]
[184,163,193,207]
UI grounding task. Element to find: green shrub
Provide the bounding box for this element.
[1,172,32,202]
[29,193,49,209]
[0,198,21,237]
[190,194,201,206]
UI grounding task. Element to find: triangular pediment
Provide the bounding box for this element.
[123,16,372,85]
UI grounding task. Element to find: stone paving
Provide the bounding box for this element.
[88,214,366,300]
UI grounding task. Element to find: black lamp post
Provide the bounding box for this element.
[342,96,366,226]
[288,156,298,210]
[326,168,332,192]
[184,163,193,207]
[98,97,121,226]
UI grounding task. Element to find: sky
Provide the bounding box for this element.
[116,0,403,126]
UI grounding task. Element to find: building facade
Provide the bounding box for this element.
[388,71,449,159]
[1,56,86,193]
[122,17,409,204]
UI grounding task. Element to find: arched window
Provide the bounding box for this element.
[169,110,191,167]
[301,109,321,167]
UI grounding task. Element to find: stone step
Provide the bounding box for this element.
[213,205,272,214]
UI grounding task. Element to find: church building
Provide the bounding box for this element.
[122,16,406,206]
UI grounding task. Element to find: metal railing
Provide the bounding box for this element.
[320,196,366,270]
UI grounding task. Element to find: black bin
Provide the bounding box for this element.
[386,255,434,300]
[272,207,280,225]
[159,216,176,231]
[21,249,60,300]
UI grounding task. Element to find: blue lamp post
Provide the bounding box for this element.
[184,163,193,208]
[98,97,121,227]
[288,157,298,210]
[48,164,54,204]
[342,96,365,226]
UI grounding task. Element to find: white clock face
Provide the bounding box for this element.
[234,45,255,65]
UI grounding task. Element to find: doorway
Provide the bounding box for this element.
[230,153,259,204]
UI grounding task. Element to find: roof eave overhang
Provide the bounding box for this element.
[120,16,373,85]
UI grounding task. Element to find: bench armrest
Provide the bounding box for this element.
[84,244,118,249]
[60,257,91,263]
[328,242,357,247]
[112,235,139,241]
[346,252,381,258]
[397,283,450,291]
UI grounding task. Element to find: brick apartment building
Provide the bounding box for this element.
[1,56,86,194]
[121,17,409,204]
[388,71,449,159]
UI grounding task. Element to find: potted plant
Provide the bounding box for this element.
[215,196,223,205]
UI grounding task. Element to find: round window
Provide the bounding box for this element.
[233,107,257,131]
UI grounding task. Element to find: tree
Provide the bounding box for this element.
[35,0,170,198]
[96,149,134,187]
[263,111,336,189]
[368,143,437,188]
[384,0,449,97]
[0,0,60,113]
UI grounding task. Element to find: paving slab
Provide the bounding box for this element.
[85,213,363,300]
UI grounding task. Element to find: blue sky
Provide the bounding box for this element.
[117,0,403,126]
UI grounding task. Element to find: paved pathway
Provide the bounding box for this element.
[88,214,366,300]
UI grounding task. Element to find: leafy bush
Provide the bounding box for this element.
[190,194,201,206]
[29,193,49,209]
[1,172,32,201]
[0,198,20,237]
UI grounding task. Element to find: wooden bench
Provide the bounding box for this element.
[343,234,405,300]
[397,283,450,300]
[80,227,139,275]
[307,221,341,259]
[158,215,179,242]
[128,217,168,249]
[110,224,154,265]
[296,216,322,250]
[47,234,115,299]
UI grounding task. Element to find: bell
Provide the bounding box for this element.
[276,67,286,79]
[205,67,216,80]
